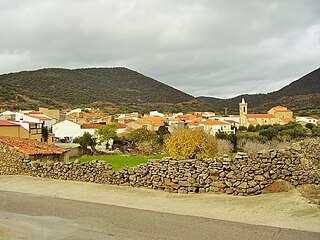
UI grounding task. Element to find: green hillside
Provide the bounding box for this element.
[0,67,208,113]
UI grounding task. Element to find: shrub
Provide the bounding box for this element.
[165,129,217,159]
[238,126,247,131]
[95,124,118,142]
[238,138,291,155]
[247,124,256,132]
[268,139,291,150]
[127,128,158,143]
[136,140,162,155]
[216,132,237,152]
[312,126,320,136]
[216,139,233,156]
[156,126,170,143]
[242,140,267,155]
[74,132,97,153]
[305,123,316,129]
[259,127,279,140]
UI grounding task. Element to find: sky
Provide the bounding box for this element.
[0,0,319,99]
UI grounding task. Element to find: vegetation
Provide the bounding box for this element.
[41,126,49,142]
[70,155,161,171]
[73,132,97,154]
[126,128,158,143]
[95,124,118,142]
[165,129,218,159]
[136,140,163,155]
[156,126,170,143]
[216,139,233,156]
[215,121,318,155]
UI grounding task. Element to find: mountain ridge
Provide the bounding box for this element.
[197,67,320,114]
[0,67,207,113]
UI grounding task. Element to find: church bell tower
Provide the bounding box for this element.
[239,98,247,126]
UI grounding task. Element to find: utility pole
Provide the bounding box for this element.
[224,108,228,116]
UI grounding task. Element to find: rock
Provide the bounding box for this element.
[238,182,248,189]
[209,186,220,192]
[225,188,234,194]
[254,175,265,181]
[226,171,235,179]
[211,181,226,188]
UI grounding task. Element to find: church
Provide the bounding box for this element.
[239,99,293,127]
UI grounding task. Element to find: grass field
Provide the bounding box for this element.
[70,155,162,171]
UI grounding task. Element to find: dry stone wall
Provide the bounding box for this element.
[0,139,319,195]
[0,142,31,175]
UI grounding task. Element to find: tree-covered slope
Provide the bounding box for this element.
[0,67,206,112]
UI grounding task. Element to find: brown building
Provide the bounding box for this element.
[267,106,293,123]
[0,120,29,138]
[0,120,53,143]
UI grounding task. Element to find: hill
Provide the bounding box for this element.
[197,67,320,114]
[0,67,208,113]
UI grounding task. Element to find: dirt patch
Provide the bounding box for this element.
[297,184,320,205]
[262,180,295,193]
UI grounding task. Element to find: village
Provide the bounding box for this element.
[0,99,318,148]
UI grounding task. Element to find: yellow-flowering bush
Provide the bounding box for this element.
[164,129,217,159]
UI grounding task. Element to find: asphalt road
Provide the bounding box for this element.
[0,191,319,240]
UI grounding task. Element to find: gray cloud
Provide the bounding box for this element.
[0,0,319,98]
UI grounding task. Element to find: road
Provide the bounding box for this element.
[1,190,320,240]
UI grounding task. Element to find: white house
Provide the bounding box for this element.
[200,120,235,135]
[2,111,57,128]
[149,111,165,117]
[296,117,318,125]
[52,120,82,142]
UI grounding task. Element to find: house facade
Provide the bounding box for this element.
[200,120,235,135]
[296,117,318,125]
[52,120,82,142]
[0,120,29,138]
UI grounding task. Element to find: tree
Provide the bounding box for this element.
[238,126,247,131]
[259,127,279,140]
[247,124,256,132]
[127,128,158,143]
[95,124,118,142]
[74,132,96,153]
[305,123,316,129]
[311,126,320,136]
[281,125,306,139]
[41,126,49,142]
[136,140,162,155]
[156,126,170,143]
[165,129,218,159]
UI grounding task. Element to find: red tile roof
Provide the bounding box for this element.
[202,120,230,125]
[113,122,127,129]
[245,114,276,119]
[28,111,42,114]
[0,136,66,155]
[0,120,20,126]
[272,106,286,109]
[274,110,292,112]
[81,123,105,129]
[28,115,52,120]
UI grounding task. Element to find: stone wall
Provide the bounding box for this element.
[0,142,31,175]
[0,139,319,195]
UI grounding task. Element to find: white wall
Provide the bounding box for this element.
[52,120,82,141]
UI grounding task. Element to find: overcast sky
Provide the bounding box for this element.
[0,0,319,99]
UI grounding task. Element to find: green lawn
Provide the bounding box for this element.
[70,155,162,171]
